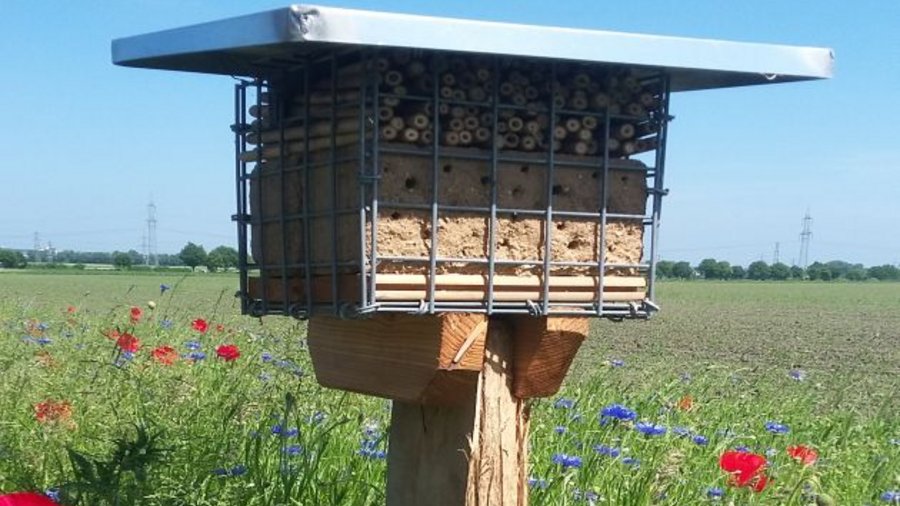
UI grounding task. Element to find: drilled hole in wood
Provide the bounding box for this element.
[480,176,491,185]
[405,177,417,190]
[621,175,629,183]
[592,171,600,179]
[443,164,453,173]
[552,184,568,196]
[520,165,530,173]
[511,186,523,197]
[390,211,402,220]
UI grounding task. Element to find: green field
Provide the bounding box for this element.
[0,272,897,504]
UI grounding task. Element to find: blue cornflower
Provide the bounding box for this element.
[610,358,625,368]
[554,398,575,409]
[551,453,582,469]
[283,427,299,437]
[261,352,273,363]
[788,369,806,381]
[282,444,303,456]
[600,403,637,422]
[362,422,381,438]
[115,351,134,367]
[693,435,709,446]
[37,322,50,331]
[706,487,724,500]
[160,318,173,330]
[259,372,272,382]
[765,421,790,434]
[574,489,600,503]
[621,456,640,468]
[44,488,61,502]
[554,425,567,435]
[593,444,621,458]
[308,411,327,425]
[635,421,666,437]
[230,464,247,476]
[37,337,52,346]
[527,476,549,490]
[185,340,201,350]
[881,491,900,503]
[160,284,171,294]
[673,426,692,438]
[734,445,751,453]
[271,424,283,435]
[185,351,206,361]
[212,467,229,476]
[765,447,777,457]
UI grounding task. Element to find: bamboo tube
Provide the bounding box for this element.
[441,73,457,87]
[381,126,399,141]
[615,123,635,140]
[452,89,466,101]
[443,131,460,146]
[591,92,610,109]
[378,106,395,122]
[524,86,539,100]
[375,289,645,302]
[458,130,474,146]
[450,106,467,119]
[507,117,524,133]
[475,67,491,82]
[576,128,593,142]
[449,118,465,132]
[439,103,451,115]
[420,130,434,145]
[392,85,408,97]
[402,128,420,143]
[525,121,541,136]
[246,118,359,145]
[440,87,454,99]
[520,135,537,151]
[606,137,621,153]
[569,95,588,111]
[384,70,404,87]
[626,103,646,117]
[464,116,480,130]
[553,125,568,140]
[503,132,521,149]
[568,140,590,155]
[639,92,656,107]
[497,122,509,134]
[620,141,637,156]
[373,273,647,289]
[406,60,427,77]
[475,127,491,143]
[512,94,528,106]
[408,113,430,130]
[573,73,592,89]
[564,118,581,133]
[389,116,405,131]
[499,82,515,96]
[239,133,363,161]
[383,96,401,107]
[468,87,487,103]
[465,105,480,116]
[581,116,598,130]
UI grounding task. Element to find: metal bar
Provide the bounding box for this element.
[369,51,381,310]
[253,79,269,316]
[234,82,249,314]
[377,201,649,221]
[648,75,671,304]
[596,100,612,316]
[329,55,340,314]
[277,75,290,316]
[374,254,648,269]
[358,51,371,312]
[301,62,314,317]
[376,145,651,170]
[426,55,441,313]
[486,56,500,314]
[540,61,558,316]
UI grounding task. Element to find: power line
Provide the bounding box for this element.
[799,209,812,268]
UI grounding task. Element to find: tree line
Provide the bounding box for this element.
[0,243,239,273]
[657,258,900,281]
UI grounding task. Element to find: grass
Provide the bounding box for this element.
[0,272,897,504]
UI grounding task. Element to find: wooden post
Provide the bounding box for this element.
[386,319,529,506]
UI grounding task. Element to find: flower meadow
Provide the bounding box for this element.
[0,273,898,505]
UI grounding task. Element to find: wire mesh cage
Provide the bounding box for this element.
[233,47,670,319]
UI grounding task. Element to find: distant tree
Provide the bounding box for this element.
[716,261,732,280]
[112,251,133,270]
[207,246,239,272]
[731,265,746,279]
[790,265,805,279]
[807,262,831,281]
[770,262,791,280]
[845,266,868,281]
[0,249,27,269]
[747,261,771,280]
[671,261,694,279]
[656,260,674,279]
[697,258,720,279]
[825,260,853,279]
[127,249,144,266]
[868,264,900,281]
[179,242,208,272]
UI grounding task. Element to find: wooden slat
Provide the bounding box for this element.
[375,290,645,302]
[374,273,646,289]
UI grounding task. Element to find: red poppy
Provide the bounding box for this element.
[676,395,694,411]
[116,333,141,353]
[34,400,72,424]
[151,345,178,366]
[216,344,240,362]
[787,445,818,466]
[215,324,225,333]
[130,306,143,323]
[66,305,76,314]
[719,450,771,492]
[0,492,60,505]
[192,318,209,333]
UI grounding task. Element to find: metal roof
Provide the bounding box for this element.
[111,5,833,92]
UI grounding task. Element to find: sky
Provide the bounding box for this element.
[1,1,898,266]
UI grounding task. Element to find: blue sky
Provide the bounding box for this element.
[1,1,898,266]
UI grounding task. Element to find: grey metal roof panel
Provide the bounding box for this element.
[111,5,833,91]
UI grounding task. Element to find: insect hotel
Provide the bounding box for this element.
[113,6,832,504]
